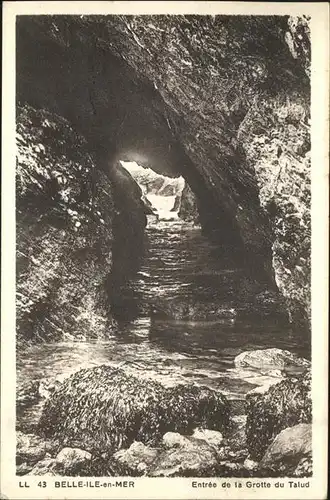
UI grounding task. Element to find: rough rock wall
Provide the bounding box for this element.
[16,105,145,341]
[178,183,200,223]
[16,105,115,341]
[98,15,311,327]
[107,162,147,292]
[237,17,311,327]
[16,15,311,329]
[239,92,311,327]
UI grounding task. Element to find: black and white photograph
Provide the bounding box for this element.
[1,2,328,499]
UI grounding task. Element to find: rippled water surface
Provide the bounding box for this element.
[17,219,310,428]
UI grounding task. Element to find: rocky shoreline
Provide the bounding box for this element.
[17,348,312,478]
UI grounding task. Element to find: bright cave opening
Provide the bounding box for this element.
[120,161,186,222]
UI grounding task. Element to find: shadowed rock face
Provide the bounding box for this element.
[16,105,146,342]
[16,105,116,341]
[107,161,147,289]
[16,15,311,329]
[179,183,200,223]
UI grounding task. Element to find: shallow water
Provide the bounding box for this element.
[17,218,310,429]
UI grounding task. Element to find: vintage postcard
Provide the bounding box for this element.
[1,1,329,499]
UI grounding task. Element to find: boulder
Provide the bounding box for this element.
[16,431,58,465]
[56,447,92,474]
[27,458,59,476]
[192,428,223,449]
[113,431,225,477]
[156,431,249,477]
[235,348,310,372]
[113,442,159,476]
[150,434,219,477]
[294,454,313,477]
[38,365,230,454]
[162,432,189,449]
[259,424,312,476]
[243,458,259,471]
[245,369,311,460]
[16,462,33,476]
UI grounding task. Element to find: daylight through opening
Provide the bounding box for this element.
[120,161,186,222]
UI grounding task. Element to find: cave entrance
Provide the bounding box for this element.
[112,156,288,331]
[113,158,290,338]
[120,161,187,223]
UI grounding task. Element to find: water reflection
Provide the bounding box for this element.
[17,219,310,430]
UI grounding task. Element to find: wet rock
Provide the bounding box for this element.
[246,379,283,397]
[246,369,311,460]
[294,453,313,477]
[259,423,312,476]
[56,447,92,474]
[150,435,219,477]
[113,442,159,476]
[163,432,189,449]
[16,431,58,465]
[16,105,116,342]
[16,462,34,476]
[241,94,311,329]
[158,430,248,477]
[17,16,311,329]
[17,380,41,410]
[109,162,147,298]
[226,415,247,452]
[38,365,230,454]
[235,348,310,372]
[178,183,199,223]
[243,458,259,471]
[27,458,59,476]
[192,428,223,449]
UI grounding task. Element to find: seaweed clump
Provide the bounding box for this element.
[245,369,311,460]
[39,365,230,454]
